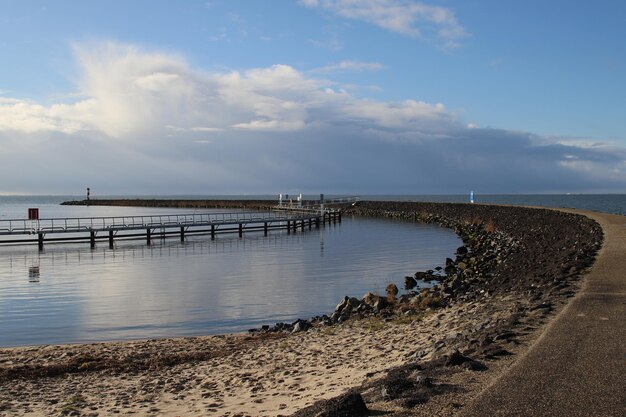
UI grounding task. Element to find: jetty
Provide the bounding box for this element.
[0,196,358,250]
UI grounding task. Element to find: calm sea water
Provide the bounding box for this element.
[0,196,462,347]
[0,194,623,347]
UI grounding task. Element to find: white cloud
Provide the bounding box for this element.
[0,43,448,138]
[0,41,624,194]
[0,99,84,134]
[300,0,467,48]
[312,60,386,73]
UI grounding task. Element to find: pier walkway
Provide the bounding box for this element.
[0,209,343,250]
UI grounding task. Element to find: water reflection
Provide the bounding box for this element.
[0,216,462,347]
[28,266,40,283]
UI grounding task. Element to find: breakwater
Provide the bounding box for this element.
[61,198,278,210]
[292,201,603,416]
[345,201,602,296]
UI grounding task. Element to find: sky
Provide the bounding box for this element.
[0,0,625,195]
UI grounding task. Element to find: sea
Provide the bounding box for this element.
[0,194,624,347]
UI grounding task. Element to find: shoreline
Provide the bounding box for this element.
[0,201,603,416]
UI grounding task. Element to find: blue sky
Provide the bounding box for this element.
[0,0,625,194]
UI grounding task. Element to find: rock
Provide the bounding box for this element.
[362,292,377,306]
[347,297,361,310]
[335,296,349,313]
[386,283,399,297]
[292,319,310,333]
[457,262,467,271]
[457,246,468,255]
[404,276,417,289]
[444,350,472,366]
[373,297,389,310]
[291,391,368,417]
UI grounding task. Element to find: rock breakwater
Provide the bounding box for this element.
[290,201,602,416]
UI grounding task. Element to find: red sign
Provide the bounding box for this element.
[28,208,39,220]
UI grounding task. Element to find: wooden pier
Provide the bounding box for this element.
[0,210,343,250]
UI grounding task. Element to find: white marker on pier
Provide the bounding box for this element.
[470,191,475,204]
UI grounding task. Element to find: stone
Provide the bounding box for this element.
[347,297,360,310]
[404,276,417,289]
[373,297,389,310]
[292,320,310,333]
[386,283,399,297]
[335,296,349,313]
[362,292,377,306]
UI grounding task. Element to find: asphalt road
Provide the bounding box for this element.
[459,210,626,417]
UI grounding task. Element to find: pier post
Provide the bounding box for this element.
[338,211,342,223]
[301,220,305,231]
[333,212,337,224]
[180,227,185,242]
[109,230,114,249]
[90,231,96,249]
[264,222,268,236]
[211,224,215,240]
[38,233,44,251]
[146,228,151,245]
[308,219,312,230]
[316,217,320,228]
[287,221,291,234]
[238,223,243,238]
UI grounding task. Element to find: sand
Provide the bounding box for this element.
[0,293,528,417]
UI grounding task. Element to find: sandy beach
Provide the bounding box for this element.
[0,201,605,416]
[0,293,559,417]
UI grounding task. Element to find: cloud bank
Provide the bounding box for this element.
[0,42,624,195]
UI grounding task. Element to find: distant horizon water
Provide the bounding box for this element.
[0,194,624,216]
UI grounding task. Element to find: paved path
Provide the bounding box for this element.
[460,210,626,417]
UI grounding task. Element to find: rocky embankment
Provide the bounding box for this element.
[287,201,602,416]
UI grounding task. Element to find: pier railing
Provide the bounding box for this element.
[276,196,359,211]
[0,211,314,235]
